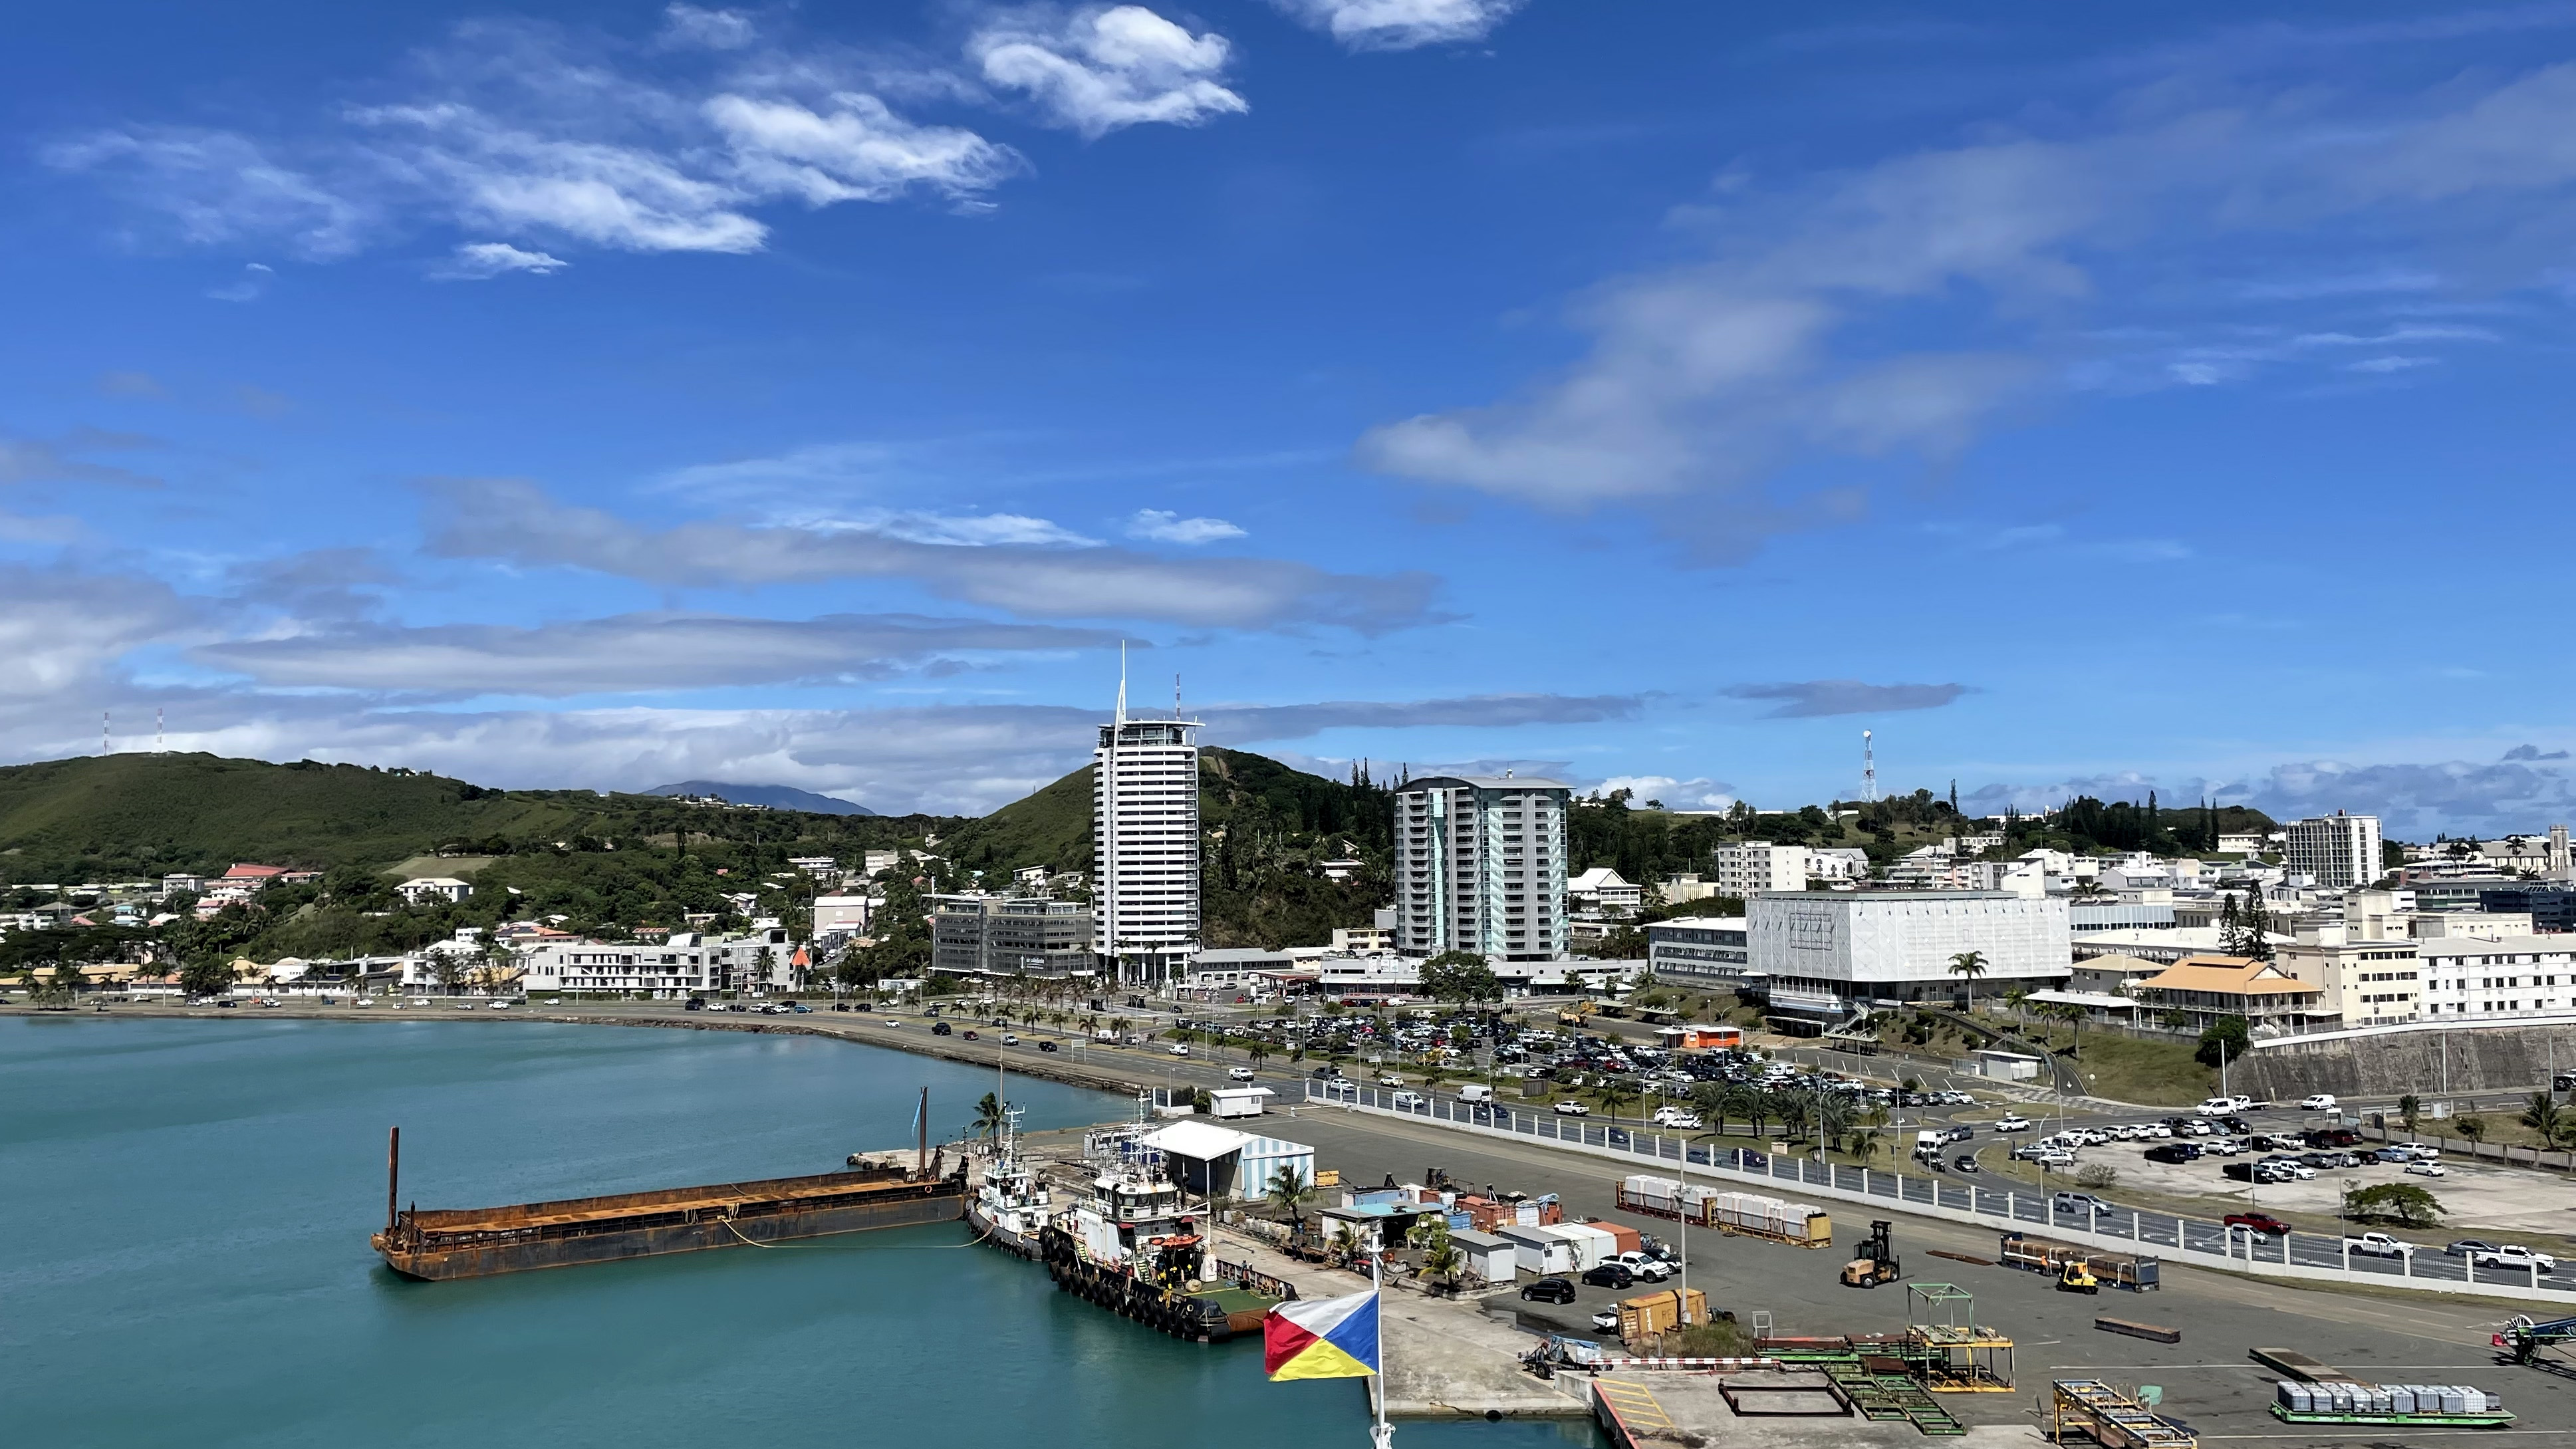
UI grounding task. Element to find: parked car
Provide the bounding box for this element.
[2225,1212,2293,1236]
[1229,1066,1257,1081]
[1520,1277,1579,1304]
[2405,1160,2448,1178]
[1580,1263,1638,1289]
[1553,1101,1591,1117]
[2346,1232,2415,1257]
[2300,1093,2340,1112]
[2142,1144,2197,1164]
[1613,1251,1674,1282]
[1589,1309,1622,1333]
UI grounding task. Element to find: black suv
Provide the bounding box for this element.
[930,1021,952,1036]
[1520,1277,1578,1303]
[1580,1263,1636,1289]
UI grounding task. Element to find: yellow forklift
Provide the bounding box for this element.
[2056,1258,2101,1295]
[1841,1220,1902,1288]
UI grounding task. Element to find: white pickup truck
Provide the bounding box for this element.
[2345,1232,2416,1257]
[2475,1244,2558,1274]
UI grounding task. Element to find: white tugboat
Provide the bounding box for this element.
[966,1102,1051,1258]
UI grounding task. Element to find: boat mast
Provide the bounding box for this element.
[386,1125,400,1234]
[917,1086,929,1176]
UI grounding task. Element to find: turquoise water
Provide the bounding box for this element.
[0,1017,1600,1449]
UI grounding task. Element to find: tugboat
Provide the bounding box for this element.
[966,1103,1051,1259]
[1034,1105,1291,1342]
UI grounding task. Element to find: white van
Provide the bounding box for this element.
[1457,1084,1494,1104]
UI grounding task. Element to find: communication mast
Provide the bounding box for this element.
[1861,729,1878,803]
[102,710,111,755]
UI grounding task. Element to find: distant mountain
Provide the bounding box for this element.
[645,781,878,816]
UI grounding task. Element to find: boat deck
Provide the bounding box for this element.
[404,1167,918,1236]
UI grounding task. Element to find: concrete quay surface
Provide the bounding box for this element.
[1272,1101,2576,1446]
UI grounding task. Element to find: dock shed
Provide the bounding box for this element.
[1208,1086,1275,1119]
[1140,1121,1314,1203]
[1493,1223,1579,1276]
[1449,1228,1520,1285]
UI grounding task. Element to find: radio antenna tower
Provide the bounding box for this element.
[156,707,165,753]
[1861,729,1878,803]
[102,710,111,755]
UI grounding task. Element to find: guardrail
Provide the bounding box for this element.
[1303,1081,2576,1309]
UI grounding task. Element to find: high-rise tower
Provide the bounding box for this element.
[1092,654,1202,985]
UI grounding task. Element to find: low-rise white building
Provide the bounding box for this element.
[395,876,473,904]
[2414,936,2576,1019]
[1567,867,1642,913]
[1746,891,2069,1013]
[1709,842,1809,898]
[521,926,803,999]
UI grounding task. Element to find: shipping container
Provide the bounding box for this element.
[1616,1287,1711,1341]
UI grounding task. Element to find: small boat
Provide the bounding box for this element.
[967,1105,1051,1259]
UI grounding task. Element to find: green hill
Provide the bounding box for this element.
[939,747,1396,948]
[0,753,950,886]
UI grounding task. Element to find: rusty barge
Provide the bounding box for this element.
[371,1099,968,1281]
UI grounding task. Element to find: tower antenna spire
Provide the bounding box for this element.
[156,706,165,753]
[1861,729,1878,804]
[102,710,111,755]
[1115,640,1128,727]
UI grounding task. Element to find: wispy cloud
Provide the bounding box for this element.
[1198,692,1646,742]
[419,477,1440,633]
[969,6,1248,138]
[206,261,274,302]
[432,241,568,279]
[1357,59,2576,558]
[1126,508,1245,544]
[47,15,1027,265]
[1726,680,1968,718]
[0,430,164,489]
[194,611,1116,695]
[1268,0,1527,51]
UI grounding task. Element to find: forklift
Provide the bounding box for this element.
[1839,1220,1902,1288]
[2057,1257,2101,1295]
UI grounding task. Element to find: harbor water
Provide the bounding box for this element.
[0,1016,1601,1448]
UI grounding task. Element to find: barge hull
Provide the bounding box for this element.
[376,1190,963,1279]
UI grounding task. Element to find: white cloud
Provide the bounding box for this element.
[43,129,372,259]
[659,3,755,51]
[2345,355,2437,374]
[1269,0,1525,51]
[969,6,1248,138]
[1356,61,2576,554]
[1126,508,1245,544]
[420,477,1439,632]
[1595,775,1736,809]
[47,16,1020,264]
[829,511,1100,548]
[704,92,1023,206]
[434,241,569,279]
[206,261,275,303]
[193,611,1115,695]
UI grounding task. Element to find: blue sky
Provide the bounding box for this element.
[9,1,2576,834]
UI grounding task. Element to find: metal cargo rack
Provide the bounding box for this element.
[2050,1379,2197,1449]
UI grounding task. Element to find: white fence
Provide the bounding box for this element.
[1304,1081,2576,1309]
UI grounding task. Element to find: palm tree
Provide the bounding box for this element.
[971,1091,1007,1148]
[2002,985,2031,1022]
[1746,1087,1779,1141]
[2047,1000,2089,1061]
[1947,950,1990,1015]
[1267,1163,1315,1232]
[1599,1077,1638,1123]
[2521,1092,2570,1148]
[1328,1223,1363,1268]
[1815,1091,1855,1153]
[1421,1236,1464,1294]
[2398,1094,2421,1136]
[1690,1081,1728,1134]
[1247,1039,1271,1072]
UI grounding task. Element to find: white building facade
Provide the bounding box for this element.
[2415,936,2576,1019]
[2285,813,2383,888]
[1093,702,1202,984]
[1710,841,1810,897]
[1746,890,2071,1013]
[1392,775,1572,962]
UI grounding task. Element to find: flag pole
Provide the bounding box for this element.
[1370,1250,1392,1449]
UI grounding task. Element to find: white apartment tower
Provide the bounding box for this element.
[2285,812,2383,890]
[1093,670,1201,985]
[1392,775,1573,962]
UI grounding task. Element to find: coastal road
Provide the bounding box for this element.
[1264,1101,2576,1438]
